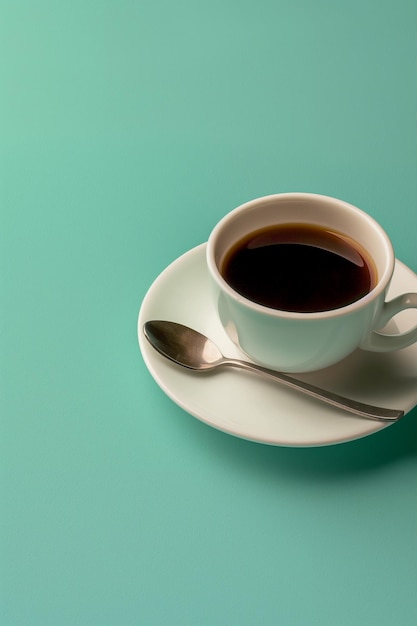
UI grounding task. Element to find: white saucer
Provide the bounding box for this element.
[138,244,417,447]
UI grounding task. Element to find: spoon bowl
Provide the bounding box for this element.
[144,319,223,370]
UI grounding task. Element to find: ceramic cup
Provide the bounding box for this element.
[206,193,417,372]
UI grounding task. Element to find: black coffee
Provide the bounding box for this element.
[221,223,377,313]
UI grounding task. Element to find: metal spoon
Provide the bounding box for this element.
[143,320,404,422]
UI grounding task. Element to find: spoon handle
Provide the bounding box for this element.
[225,359,403,422]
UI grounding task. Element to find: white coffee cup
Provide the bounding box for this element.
[206,193,417,372]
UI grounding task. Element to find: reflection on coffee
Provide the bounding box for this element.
[221,223,377,313]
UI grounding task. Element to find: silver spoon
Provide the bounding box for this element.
[143,320,404,422]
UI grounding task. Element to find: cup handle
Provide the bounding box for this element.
[361,293,417,351]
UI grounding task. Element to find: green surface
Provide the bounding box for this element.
[1,1,417,624]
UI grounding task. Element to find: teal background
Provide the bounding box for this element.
[1,1,417,624]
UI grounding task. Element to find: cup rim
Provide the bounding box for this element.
[206,192,395,320]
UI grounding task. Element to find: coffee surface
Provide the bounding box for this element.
[221,224,376,312]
